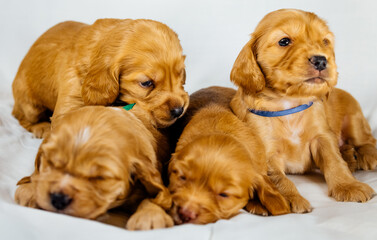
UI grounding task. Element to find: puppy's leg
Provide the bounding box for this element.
[249,175,291,215]
[343,112,377,171]
[49,91,85,127]
[311,135,375,202]
[355,145,377,170]
[126,199,174,230]
[340,144,358,172]
[268,170,312,213]
[12,100,51,138]
[245,199,269,216]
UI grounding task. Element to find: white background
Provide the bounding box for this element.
[1,0,377,239]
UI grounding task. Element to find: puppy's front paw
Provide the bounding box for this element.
[30,122,51,139]
[329,181,375,202]
[126,200,174,230]
[15,183,37,208]
[287,195,312,213]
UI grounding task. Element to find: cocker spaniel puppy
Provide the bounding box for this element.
[168,87,290,224]
[12,19,188,138]
[15,106,172,230]
[230,9,376,213]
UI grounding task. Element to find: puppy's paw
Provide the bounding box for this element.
[126,200,174,230]
[30,122,51,139]
[15,183,37,208]
[356,145,377,171]
[329,181,375,202]
[340,145,358,172]
[287,195,312,213]
[245,199,269,216]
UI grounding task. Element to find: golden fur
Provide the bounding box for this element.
[12,19,188,138]
[168,87,290,224]
[14,106,173,230]
[230,9,376,213]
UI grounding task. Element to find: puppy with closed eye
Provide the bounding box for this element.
[230,9,376,213]
[15,105,173,230]
[12,18,188,138]
[168,86,290,224]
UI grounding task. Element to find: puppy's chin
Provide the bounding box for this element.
[269,75,336,99]
[118,96,188,128]
[32,172,125,219]
[151,106,187,128]
[286,80,333,98]
[152,114,179,128]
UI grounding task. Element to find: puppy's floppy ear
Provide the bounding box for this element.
[81,52,120,106]
[249,175,290,215]
[230,38,265,94]
[131,156,172,210]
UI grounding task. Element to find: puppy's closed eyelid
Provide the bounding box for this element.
[218,193,229,198]
[88,176,106,181]
[179,175,186,181]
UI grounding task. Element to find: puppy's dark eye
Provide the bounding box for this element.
[140,80,154,88]
[278,38,291,47]
[219,193,229,198]
[323,38,330,46]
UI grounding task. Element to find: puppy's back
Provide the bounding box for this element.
[175,87,266,173]
[13,21,87,110]
[168,86,236,148]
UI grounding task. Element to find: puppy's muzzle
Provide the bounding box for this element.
[178,206,198,223]
[50,192,72,210]
[309,55,327,71]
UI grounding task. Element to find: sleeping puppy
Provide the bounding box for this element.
[230,9,376,213]
[168,86,290,224]
[12,19,188,138]
[14,106,172,230]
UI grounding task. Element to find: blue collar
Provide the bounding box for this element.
[249,102,313,117]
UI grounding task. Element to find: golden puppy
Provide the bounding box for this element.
[168,87,290,224]
[230,9,376,213]
[15,105,173,230]
[12,19,188,138]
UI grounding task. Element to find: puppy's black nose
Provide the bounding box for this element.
[170,107,184,118]
[50,192,72,210]
[309,55,327,71]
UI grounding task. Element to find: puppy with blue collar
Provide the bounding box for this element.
[230,9,376,213]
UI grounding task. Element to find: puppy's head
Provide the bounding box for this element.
[31,107,166,219]
[168,135,286,224]
[81,19,189,128]
[231,9,337,98]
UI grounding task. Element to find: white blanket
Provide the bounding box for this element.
[1,1,377,239]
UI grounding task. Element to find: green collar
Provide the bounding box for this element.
[123,103,136,111]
